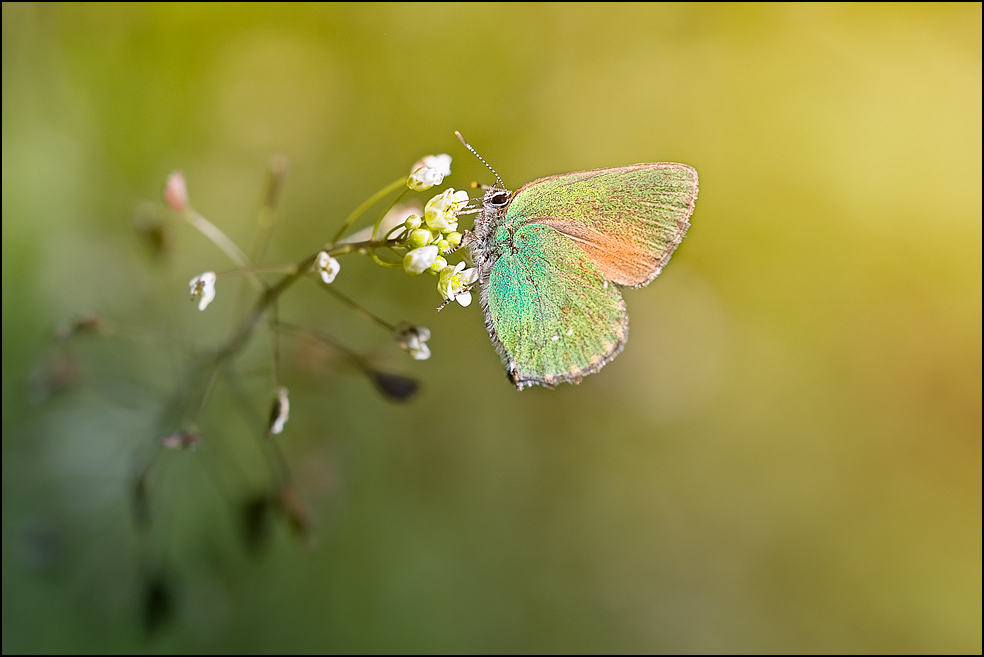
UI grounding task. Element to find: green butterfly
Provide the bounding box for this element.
[468,163,698,390]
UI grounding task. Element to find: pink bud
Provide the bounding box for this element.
[160,433,184,449]
[163,171,189,213]
[160,431,201,449]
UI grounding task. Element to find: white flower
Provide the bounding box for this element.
[437,261,478,307]
[412,154,452,178]
[189,271,217,310]
[407,166,445,192]
[268,386,290,435]
[403,245,439,275]
[424,188,469,232]
[316,251,340,284]
[394,322,432,361]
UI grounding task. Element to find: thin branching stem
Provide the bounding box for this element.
[250,154,289,265]
[216,265,299,279]
[220,367,286,485]
[192,361,221,423]
[271,321,365,370]
[319,285,398,333]
[372,187,409,238]
[183,211,266,291]
[331,177,406,244]
[269,302,281,388]
[213,238,399,365]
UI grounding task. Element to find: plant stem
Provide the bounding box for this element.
[331,177,406,244]
[320,285,397,332]
[213,238,399,364]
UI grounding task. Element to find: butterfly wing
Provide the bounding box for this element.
[484,222,628,389]
[505,164,698,287]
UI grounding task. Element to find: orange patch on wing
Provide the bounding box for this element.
[535,219,658,287]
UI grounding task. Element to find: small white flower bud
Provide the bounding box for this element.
[403,245,439,275]
[189,271,217,311]
[407,166,444,192]
[268,386,290,436]
[411,154,452,178]
[316,251,340,284]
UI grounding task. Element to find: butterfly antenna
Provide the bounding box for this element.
[455,131,505,189]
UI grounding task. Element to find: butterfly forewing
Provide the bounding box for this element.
[505,164,697,287]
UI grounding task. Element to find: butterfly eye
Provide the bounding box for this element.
[489,192,509,207]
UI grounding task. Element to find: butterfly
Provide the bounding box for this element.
[466,162,698,390]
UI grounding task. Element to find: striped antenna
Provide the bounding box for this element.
[455,131,505,189]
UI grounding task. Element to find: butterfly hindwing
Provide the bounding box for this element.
[484,223,628,389]
[505,164,697,287]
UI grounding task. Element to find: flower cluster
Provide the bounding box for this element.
[394,322,431,361]
[178,152,474,380]
[129,151,492,582]
[395,158,477,307]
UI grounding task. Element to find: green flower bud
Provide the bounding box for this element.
[437,239,452,255]
[428,255,448,274]
[446,231,462,248]
[403,214,422,231]
[407,228,433,249]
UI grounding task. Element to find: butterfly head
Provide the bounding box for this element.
[482,187,511,209]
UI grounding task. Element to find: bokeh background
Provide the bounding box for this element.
[3,3,980,653]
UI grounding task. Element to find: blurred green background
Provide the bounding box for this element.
[2,3,980,653]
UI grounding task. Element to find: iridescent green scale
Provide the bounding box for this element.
[470,163,698,390]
